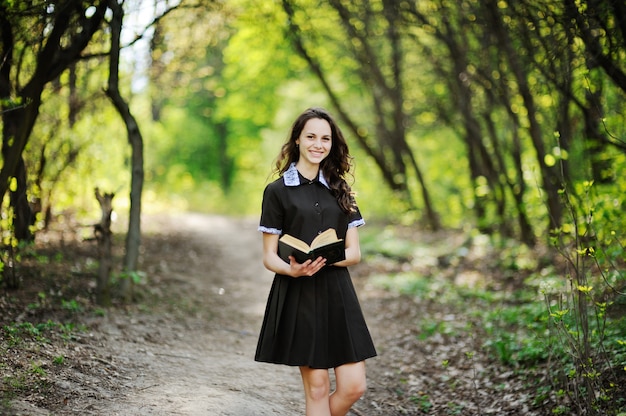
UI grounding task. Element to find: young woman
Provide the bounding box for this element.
[255,107,377,416]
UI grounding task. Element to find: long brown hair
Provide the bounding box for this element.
[274,107,356,213]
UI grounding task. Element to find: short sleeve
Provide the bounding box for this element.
[258,181,283,235]
[347,204,365,229]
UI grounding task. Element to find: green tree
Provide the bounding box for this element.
[280,0,441,229]
[148,2,236,191]
[0,0,108,242]
[105,0,145,304]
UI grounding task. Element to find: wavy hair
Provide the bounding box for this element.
[274,107,356,213]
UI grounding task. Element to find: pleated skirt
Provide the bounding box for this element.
[255,266,377,369]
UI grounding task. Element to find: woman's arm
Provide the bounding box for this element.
[262,233,326,278]
[332,226,361,267]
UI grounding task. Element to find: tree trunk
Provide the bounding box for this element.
[106,0,144,303]
[0,0,106,201]
[564,0,626,95]
[215,121,234,190]
[0,1,108,237]
[94,188,114,306]
[583,85,612,183]
[10,158,34,241]
[282,0,443,227]
[486,0,563,232]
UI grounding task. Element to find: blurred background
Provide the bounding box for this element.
[1,1,625,414]
[3,0,623,237]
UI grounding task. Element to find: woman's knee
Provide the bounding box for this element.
[335,362,367,401]
[341,378,366,401]
[308,382,331,401]
[301,368,331,401]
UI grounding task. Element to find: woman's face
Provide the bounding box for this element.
[296,118,332,167]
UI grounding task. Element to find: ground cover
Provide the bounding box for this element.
[1,213,623,415]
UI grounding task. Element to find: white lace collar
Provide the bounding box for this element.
[283,162,330,189]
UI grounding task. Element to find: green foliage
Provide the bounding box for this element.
[2,2,624,415]
[221,1,305,123]
[482,301,553,365]
[0,0,622,234]
[364,221,626,414]
[61,299,83,314]
[2,320,80,346]
[1,317,81,408]
[112,269,146,287]
[148,108,221,183]
[446,401,465,415]
[29,362,46,377]
[360,228,418,260]
[418,320,457,340]
[542,177,626,414]
[411,393,433,413]
[22,76,130,227]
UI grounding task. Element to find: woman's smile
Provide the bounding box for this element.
[296,117,332,172]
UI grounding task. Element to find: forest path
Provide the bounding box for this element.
[70,213,305,415]
[8,213,539,415]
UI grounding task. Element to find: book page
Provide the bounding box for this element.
[279,234,311,253]
[311,228,341,249]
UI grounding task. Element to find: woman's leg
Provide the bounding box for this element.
[299,366,331,416]
[330,361,367,416]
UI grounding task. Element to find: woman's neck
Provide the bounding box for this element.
[295,161,319,181]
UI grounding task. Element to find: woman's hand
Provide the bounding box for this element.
[262,233,327,278]
[288,256,326,277]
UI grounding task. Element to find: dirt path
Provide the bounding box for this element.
[60,213,307,415]
[5,213,542,415]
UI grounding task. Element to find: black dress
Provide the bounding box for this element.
[255,163,377,369]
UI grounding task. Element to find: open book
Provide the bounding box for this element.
[278,228,345,265]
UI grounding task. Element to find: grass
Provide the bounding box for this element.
[359,223,626,415]
[0,300,88,412]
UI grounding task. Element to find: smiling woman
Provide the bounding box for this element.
[295,117,332,174]
[255,107,376,416]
